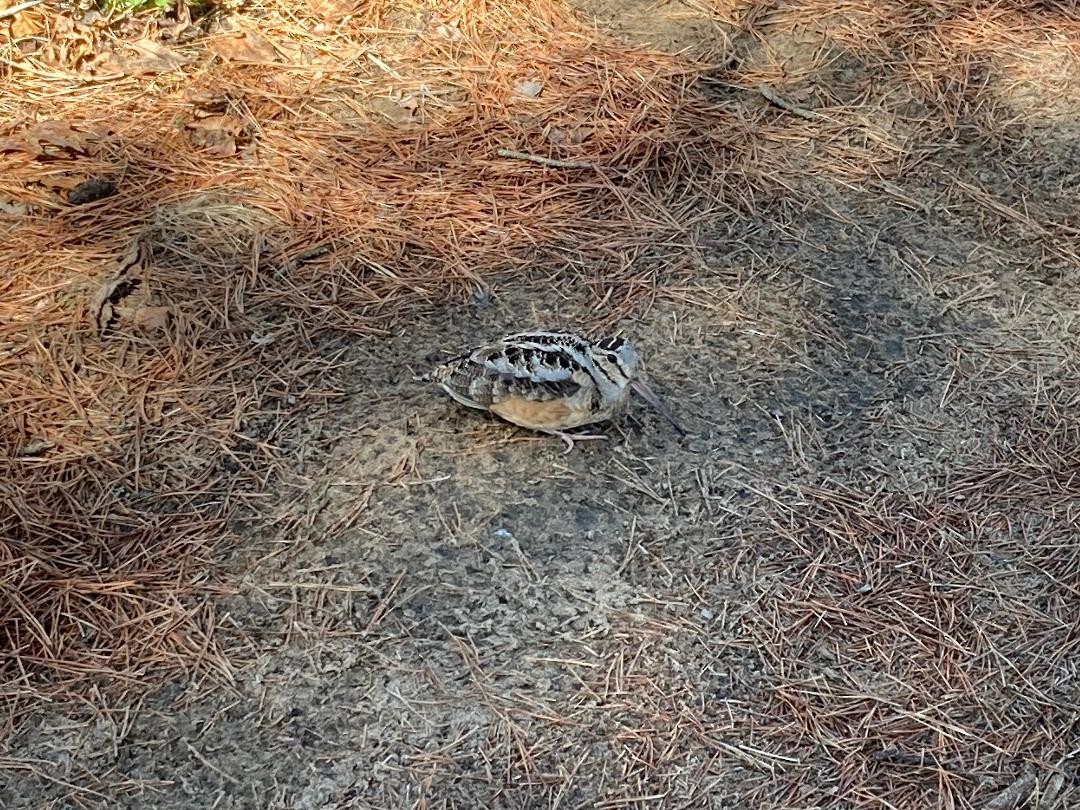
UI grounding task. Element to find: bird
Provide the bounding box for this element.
[426,331,685,452]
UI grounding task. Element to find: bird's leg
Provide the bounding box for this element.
[542,429,608,454]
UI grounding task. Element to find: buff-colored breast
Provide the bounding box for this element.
[491,394,594,430]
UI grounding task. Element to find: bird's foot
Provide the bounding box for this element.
[543,430,608,454]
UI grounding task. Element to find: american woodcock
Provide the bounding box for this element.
[428,331,685,452]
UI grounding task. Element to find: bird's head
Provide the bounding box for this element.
[591,335,639,383]
[592,335,685,436]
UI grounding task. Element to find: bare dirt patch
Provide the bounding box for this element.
[2,1,1079,809]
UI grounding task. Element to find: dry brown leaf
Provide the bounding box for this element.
[31,121,86,151]
[187,125,237,157]
[185,89,229,116]
[90,276,139,333]
[61,35,99,70]
[40,174,87,191]
[116,237,148,275]
[186,115,244,156]
[210,32,277,62]
[133,306,172,332]
[187,114,244,135]
[94,38,190,76]
[188,130,236,156]
[9,9,45,39]
[305,0,357,22]
[0,121,93,156]
[0,136,29,153]
[44,14,99,69]
[369,96,417,124]
[90,240,149,333]
[547,125,594,146]
[129,38,190,72]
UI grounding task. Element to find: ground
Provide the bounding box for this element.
[2,1,1079,809]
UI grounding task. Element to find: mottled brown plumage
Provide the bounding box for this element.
[428,331,683,452]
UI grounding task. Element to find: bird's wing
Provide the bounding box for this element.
[432,340,584,409]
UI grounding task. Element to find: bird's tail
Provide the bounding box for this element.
[415,363,448,384]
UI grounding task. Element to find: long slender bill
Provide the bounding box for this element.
[630,379,686,436]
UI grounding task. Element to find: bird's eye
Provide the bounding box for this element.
[607,353,618,362]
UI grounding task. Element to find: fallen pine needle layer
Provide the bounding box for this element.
[1,6,1079,807]
[0,0,763,726]
[742,405,1080,807]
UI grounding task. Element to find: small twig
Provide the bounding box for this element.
[756,83,822,120]
[364,569,406,633]
[0,0,41,19]
[985,765,1037,810]
[181,738,242,787]
[273,242,334,278]
[365,51,403,79]
[496,148,594,169]
[871,746,964,773]
[1038,772,1066,810]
